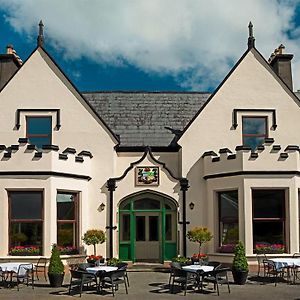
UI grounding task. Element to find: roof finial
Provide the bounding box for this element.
[247,21,255,49]
[37,20,44,47]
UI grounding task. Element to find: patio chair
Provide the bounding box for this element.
[256,253,267,277]
[201,267,231,296]
[263,259,285,286]
[68,269,98,297]
[11,263,34,291]
[169,262,195,296]
[207,261,222,269]
[292,253,300,283]
[101,269,128,297]
[34,257,48,281]
[77,263,94,271]
[117,262,130,286]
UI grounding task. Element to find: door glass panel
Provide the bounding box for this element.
[136,216,145,241]
[121,214,130,241]
[149,216,159,241]
[134,199,160,209]
[165,214,172,241]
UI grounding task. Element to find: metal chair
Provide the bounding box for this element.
[201,267,231,296]
[34,257,48,281]
[101,269,128,297]
[292,253,300,283]
[117,262,130,287]
[263,259,285,286]
[68,269,98,297]
[256,253,267,277]
[11,263,34,291]
[169,262,194,296]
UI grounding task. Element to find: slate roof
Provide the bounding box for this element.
[83,92,210,147]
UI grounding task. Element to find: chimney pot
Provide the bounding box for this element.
[6,44,14,55]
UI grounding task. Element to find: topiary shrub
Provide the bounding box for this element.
[48,244,64,274]
[232,241,248,272]
[82,229,106,255]
[187,226,213,254]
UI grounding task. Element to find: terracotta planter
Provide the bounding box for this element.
[48,273,65,287]
[232,270,248,285]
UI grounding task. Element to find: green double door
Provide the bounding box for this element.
[119,196,177,263]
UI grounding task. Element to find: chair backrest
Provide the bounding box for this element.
[77,263,94,271]
[18,263,33,276]
[109,269,126,280]
[293,252,300,258]
[207,261,222,269]
[37,257,47,266]
[117,262,128,270]
[70,269,87,280]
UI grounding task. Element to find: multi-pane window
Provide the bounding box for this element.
[9,191,43,254]
[57,193,78,249]
[252,189,286,253]
[242,116,267,150]
[218,191,239,252]
[26,116,52,149]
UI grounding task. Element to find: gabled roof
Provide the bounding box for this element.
[0,46,119,145]
[83,91,210,147]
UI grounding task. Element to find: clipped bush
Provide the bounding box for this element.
[187,226,213,254]
[232,241,249,272]
[48,244,64,274]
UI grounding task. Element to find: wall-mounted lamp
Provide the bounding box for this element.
[98,203,105,212]
[189,202,195,210]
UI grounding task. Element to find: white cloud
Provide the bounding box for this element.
[1,0,300,90]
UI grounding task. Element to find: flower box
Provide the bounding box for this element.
[9,246,41,256]
[255,243,285,254]
[57,246,79,255]
[87,255,104,265]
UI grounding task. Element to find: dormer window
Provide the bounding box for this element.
[26,116,52,149]
[242,116,267,150]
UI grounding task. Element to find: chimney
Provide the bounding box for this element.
[269,44,293,90]
[0,44,22,90]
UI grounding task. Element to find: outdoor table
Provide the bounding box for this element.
[0,262,33,287]
[182,265,214,273]
[269,258,300,284]
[182,265,214,291]
[86,266,118,274]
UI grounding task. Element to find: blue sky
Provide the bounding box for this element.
[1,1,300,92]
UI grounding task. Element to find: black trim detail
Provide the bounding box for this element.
[250,152,258,158]
[3,152,11,158]
[0,171,91,181]
[62,147,76,154]
[212,157,220,162]
[178,221,190,225]
[26,144,37,151]
[16,109,61,130]
[202,151,218,158]
[42,144,59,151]
[59,154,68,160]
[0,145,6,151]
[34,152,42,158]
[10,145,19,151]
[272,145,281,151]
[232,109,277,129]
[18,138,28,144]
[78,150,93,158]
[75,156,84,163]
[265,137,275,144]
[285,145,299,151]
[257,145,265,151]
[235,145,251,151]
[227,154,236,160]
[204,170,300,180]
[280,153,288,159]
[115,145,180,153]
[219,148,232,154]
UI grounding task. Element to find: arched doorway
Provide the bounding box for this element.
[118,191,177,263]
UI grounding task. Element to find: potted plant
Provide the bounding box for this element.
[107,257,120,266]
[48,244,65,287]
[232,241,249,285]
[82,229,106,255]
[187,227,213,263]
[171,256,190,265]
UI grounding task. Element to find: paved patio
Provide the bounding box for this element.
[0,271,300,299]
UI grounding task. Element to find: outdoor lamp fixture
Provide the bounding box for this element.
[189,202,195,210]
[98,203,105,212]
